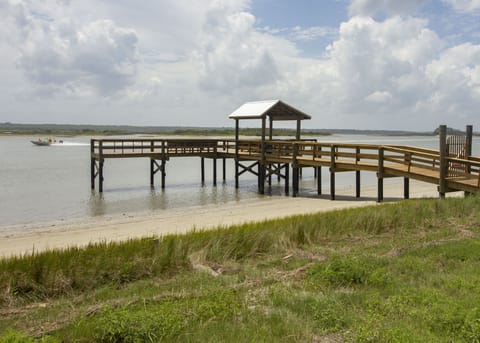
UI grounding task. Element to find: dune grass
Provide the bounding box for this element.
[1,196,480,341]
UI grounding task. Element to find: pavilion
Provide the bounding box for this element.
[228,100,312,194]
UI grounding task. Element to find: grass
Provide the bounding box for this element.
[1,196,480,341]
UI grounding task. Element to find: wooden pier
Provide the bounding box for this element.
[90,125,480,200]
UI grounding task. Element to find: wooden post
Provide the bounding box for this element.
[292,143,299,197]
[213,158,217,186]
[296,119,301,140]
[150,159,155,186]
[465,125,473,196]
[235,119,239,188]
[90,139,95,190]
[259,117,266,194]
[269,117,273,140]
[466,125,473,157]
[285,164,290,195]
[161,159,166,189]
[293,167,299,197]
[377,147,384,202]
[317,166,322,195]
[404,177,410,199]
[201,157,205,184]
[356,147,361,198]
[150,141,155,186]
[330,145,336,200]
[223,157,226,182]
[98,140,104,193]
[439,125,447,198]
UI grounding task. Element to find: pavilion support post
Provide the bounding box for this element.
[235,119,239,188]
[277,163,281,182]
[330,145,336,200]
[404,177,410,199]
[296,119,301,140]
[201,157,205,184]
[269,117,273,140]
[377,147,384,202]
[258,117,266,194]
[439,125,447,198]
[317,166,322,195]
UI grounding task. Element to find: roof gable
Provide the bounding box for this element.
[229,100,311,121]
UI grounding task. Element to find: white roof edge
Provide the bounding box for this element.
[228,99,311,120]
[228,100,279,119]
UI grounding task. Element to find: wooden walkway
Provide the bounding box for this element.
[90,136,480,201]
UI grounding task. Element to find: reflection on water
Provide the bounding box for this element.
[88,191,106,216]
[1,134,479,227]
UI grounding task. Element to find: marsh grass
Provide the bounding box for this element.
[1,196,480,341]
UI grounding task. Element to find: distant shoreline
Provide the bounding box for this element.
[0,122,446,137]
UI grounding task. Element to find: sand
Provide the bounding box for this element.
[0,180,461,257]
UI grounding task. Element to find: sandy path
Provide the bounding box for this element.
[0,181,459,257]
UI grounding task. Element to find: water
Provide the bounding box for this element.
[1,134,479,228]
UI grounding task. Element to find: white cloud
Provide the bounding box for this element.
[444,0,480,12]
[1,0,480,130]
[195,4,282,94]
[5,1,139,97]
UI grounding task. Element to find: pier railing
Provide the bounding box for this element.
[91,138,480,195]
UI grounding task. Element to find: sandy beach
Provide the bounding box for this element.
[0,180,461,257]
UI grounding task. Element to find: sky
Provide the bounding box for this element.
[1,0,480,131]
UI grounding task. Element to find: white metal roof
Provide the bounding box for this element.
[228,100,311,121]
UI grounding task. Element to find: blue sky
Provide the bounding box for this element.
[1,0,480,131]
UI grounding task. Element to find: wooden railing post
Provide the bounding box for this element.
[292,143,299,197]
[439,125,447,198]
[377,147,384,202]
[330,145,336,200]
[356,147,361,198]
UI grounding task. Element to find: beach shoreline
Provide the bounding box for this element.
[0,180,461,258]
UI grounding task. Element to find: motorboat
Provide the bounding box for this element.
[31,137,62,146]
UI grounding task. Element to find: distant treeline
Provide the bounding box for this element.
[1,122,473,137]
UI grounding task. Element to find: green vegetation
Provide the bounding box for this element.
[1,196,480,341]
[0,123,329,137]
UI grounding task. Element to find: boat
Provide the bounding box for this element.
[31,137,61,146]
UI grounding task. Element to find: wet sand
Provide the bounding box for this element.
[0,180,460,257]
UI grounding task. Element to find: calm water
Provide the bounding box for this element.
[1,134,479,228]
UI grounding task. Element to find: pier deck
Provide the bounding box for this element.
[90,136,480,200]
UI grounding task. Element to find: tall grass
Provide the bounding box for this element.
[1,196,480,341]
[1,196,479,304]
